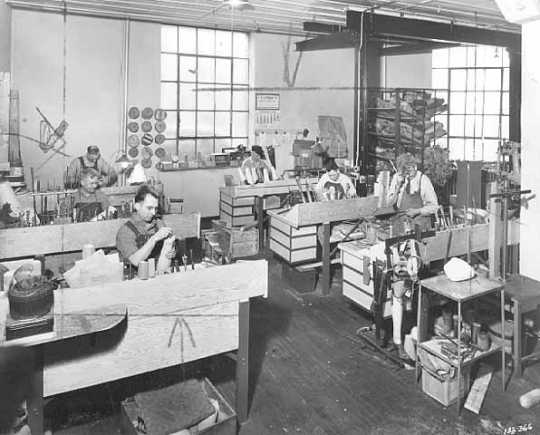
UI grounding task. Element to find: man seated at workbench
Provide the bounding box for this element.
[238,145,277,185]
[66,145,118,188]
[116,184,176,274]
[73,168,117,222]
[315,158,356,201]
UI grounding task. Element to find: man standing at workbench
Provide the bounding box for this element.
[66,146,118,188]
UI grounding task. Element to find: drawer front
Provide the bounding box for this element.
[342,251,367,272]
[269,239,317,264]
[270,218,316,237]
[342,266,373,295]
[220,192,254,207]
[220,201,253,217]
[342,281,392,318]
[220,212,255,227]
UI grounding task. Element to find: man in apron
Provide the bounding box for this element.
[386,152,438,358]
[66,145,118,188]
[116,184,175,274]
[73,168,116,222]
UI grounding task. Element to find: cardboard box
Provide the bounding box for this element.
[121,378,236,435]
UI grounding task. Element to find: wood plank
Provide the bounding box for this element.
[464,365,493,414]
[220,178,318,198]
[0,213,200,260]
[488,182,503,278]
[269,196,380,228]
[42,259,268,397]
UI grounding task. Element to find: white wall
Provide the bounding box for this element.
[0,0,10,72]
[519,21,540,280]
[382,53,433,88]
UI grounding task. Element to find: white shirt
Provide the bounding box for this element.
[315,172,356,201]
[387,170,439,215]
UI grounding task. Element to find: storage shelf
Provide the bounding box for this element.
[418,339,502,369]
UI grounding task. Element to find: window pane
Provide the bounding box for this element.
[502,48,510,67]
[432,49,448,68]
[450,92,465,114]
[198,28,215,56]
[449,138,465,160]
[501,116,509,139]
[503,68,510,91]
[432,69,448,89]
[179,27,196,54]
[464,116,479,137]
[162,26,177,52]
[161,140,178,160]
[232,138,248,148]
[484,69,501,91]
[179,111,196,137]
[476,45,500,67]
[164,111,177,139]
[197,138,215,157]
[449,47,467,67]
[484,92,501,115]
[233,59,249,84]
[502,92,509,115]
[179,55,196,81]
[161,83,178,109]
[233,86,249,110]
[216,58,231,83]
[216,30,232,57]
[482,139,499,161]
[215,85,231,110]
[484,115,500,137]
[197,85,214,110]
[215,138,232,152]
[232,112,248,137]
[233,32,249,58]
[197,112,214,136]
[179,83,196,110]
[178,139,195,161]
[463,139,477,161]
[215,112,230,136]
[161,54,177,81]
[449,115,465,137]
[198,57,215,83]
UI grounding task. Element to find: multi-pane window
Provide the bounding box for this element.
[161,26,249,161]
[432,45,509,162]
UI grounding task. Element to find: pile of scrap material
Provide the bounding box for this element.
[372,90,447,152]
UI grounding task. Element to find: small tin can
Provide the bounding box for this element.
[138,261,149,280]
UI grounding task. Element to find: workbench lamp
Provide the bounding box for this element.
[116,153,131,170]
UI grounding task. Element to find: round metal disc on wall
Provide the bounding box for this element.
[127,134,140,148]
[155,147,166,159]
[128,147,139,158]
[128,106,140,119]
[141,121,153,133]
[155,121,166,133]
[154,134,165,145]
[127,122,139,133]
[141,133,153,146]
[142,147,153,159]
[154,109,167,121]
[141,107,154,119]
[141,158,152,169]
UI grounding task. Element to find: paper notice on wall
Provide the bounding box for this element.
[0,73,9,171]
[318,115,348,158]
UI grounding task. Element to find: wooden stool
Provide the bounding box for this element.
[504,275,540,377]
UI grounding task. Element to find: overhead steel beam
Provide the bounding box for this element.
[347,11,521,50]
[380,41,459,56]
[295,31,359,51]
[303,21,343,33]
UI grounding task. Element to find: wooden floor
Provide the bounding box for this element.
[49,253,540,435]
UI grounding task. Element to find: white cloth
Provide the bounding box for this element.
[387,171,439,215]
[315,172,356,201]
[238,157,277,185]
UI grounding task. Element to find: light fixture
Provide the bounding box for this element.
[225,0,248,7]
[115,153,131,170]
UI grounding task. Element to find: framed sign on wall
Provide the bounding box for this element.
[256,93,280,110]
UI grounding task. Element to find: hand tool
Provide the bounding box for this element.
[294,176,306,203]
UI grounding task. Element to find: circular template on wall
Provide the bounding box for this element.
[154,109,167,121]
[127,122,139,133]
[141,133,153,146]
[154,134,165,145]
[155,147,166,159]
[141,158,152,169]
[155,121,166,134]
[127,134,140,148]
[128,106,140,119]
[141,147,153,159]
[141,107,154,119]
[128,147,139,158]
[141,121,153,133]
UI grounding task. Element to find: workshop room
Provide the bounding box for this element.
[1,0,540,434]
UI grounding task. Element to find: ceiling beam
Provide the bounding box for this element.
[303,21,343,34]
[346,11,521,50]
[295,31,359,51]
[380,42,459,56]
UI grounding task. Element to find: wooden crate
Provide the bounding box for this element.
[269,216,317,265]
[120,378,236,435]
[420,360,470,407]
[210,220,259,259]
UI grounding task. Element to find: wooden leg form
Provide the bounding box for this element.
[27,347,44,435]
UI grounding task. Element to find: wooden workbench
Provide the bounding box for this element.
[1,260,267,432]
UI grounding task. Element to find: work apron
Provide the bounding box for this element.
[125,220,163,261]
[391,174,432,233]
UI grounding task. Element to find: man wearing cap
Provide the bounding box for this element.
[238,145,277,185]
[66,146,118,188]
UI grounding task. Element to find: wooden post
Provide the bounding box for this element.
[488,182,502,279]
[27,347,44,435]
[236,300,250,423]
[256,197,264,252]
[321,222,331,295]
